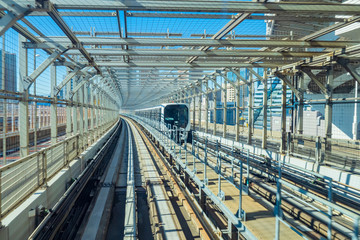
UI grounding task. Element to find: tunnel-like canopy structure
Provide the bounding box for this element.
[0,1,360,239]
[1,0,360,110]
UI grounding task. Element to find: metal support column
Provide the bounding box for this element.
[235,77,240,142]
[50,64,57,144]
[280,81,287,153]
[223,78,227,138]
[84,83,89,147]
[2,34,6,165]
[262,70,268,149]
[325,67,333,152]
[79,81,84,151]
[198,85,202,131]
[19,35,29,158]
[66,69,72,137]
[213,78,217,136]
[73,77,78,137]
[205,80,209,133]
[192,88,196,130]
[90,84,95,142]
[247,74,253,145]
[297,73,304,135]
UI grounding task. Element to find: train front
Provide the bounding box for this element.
[163,104,190,142]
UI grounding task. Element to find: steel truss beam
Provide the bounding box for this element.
[89,61,281,68]
[125,12,346,22]
[24,50,64,90]
[55,66,89,95]
[62,49,323,58]
[336,58,360,85]
[28,37,358,48]
[275,72,301,99]
[0,1,35,36]
[187,12,251,63]
[44,1,101,74]
[228,68,251,85]
[301,67,329,95]
[29,1,360,14]
[278,44,360,71]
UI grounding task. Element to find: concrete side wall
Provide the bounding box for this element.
[0,121,119,240]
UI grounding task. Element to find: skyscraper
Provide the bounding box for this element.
[0,50,17,92]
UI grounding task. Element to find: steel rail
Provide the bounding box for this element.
[123,121,137,239]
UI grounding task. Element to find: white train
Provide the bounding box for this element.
[134,103,192,141]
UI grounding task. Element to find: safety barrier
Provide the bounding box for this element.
[0,119,118,220]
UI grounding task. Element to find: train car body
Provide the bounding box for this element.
[135,103,191,141]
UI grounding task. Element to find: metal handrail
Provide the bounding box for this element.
[0,119,118,220]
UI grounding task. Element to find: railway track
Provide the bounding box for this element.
[193,135,360,214]
[28,118,211,240]
[190,135,360,239]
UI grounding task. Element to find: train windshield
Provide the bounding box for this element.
[164,105,188,128]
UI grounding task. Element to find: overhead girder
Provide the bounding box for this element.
[249,16,360,64]
[301,67,329,95]
[124,12,347,22]
[43,1,102,74]
[187,12,251,63]
[0,0,38,36]
[19,1,360,14]
[87,61,282,68]
[63,49,324,58]
[27,37,358,48]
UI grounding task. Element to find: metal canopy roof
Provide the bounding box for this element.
[1,0,360,109]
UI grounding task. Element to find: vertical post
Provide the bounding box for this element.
[50,64,57,144]
[314,136,321,173]
[327,178,333,240]
[198,84,202,132]
[213,78,217,136]
[325,66,333,152]
[19,35,29,158]
[280,81,287,153]
[90,84,95,142]
[2,35,6,165]
[205,80,209,133]
[84,83,89,147]
[239,161,243,219]
[95,88,99,139]
[66,70,72,137]
[33,50,38,152]
[275,158,282,240]
[204,138,208,185]
[352,80,358,140]
[79,82,84,150]
[262,70,268,149]
[246,149,250,185]
[231,144,235,181]
[235,76,240,142]
[223,77,227,138]
[247,74,253,144]
[72,77,78,137]
[192,88,196,130]
[297,73,304,134]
